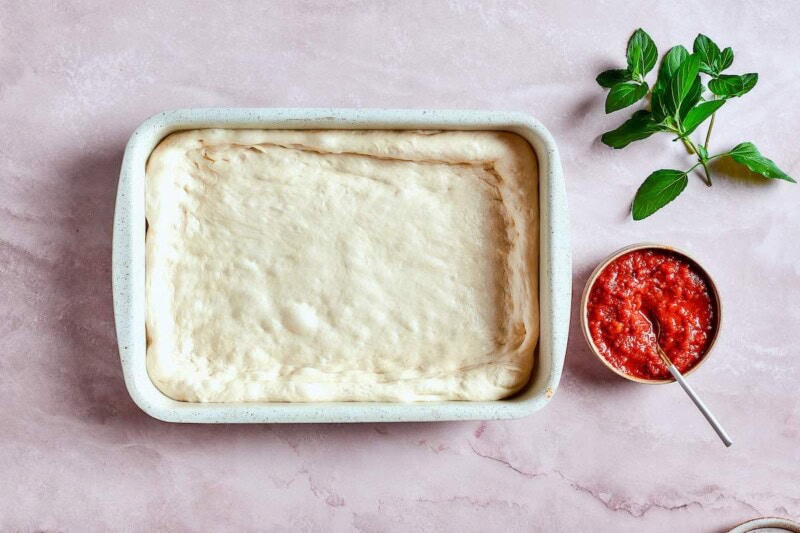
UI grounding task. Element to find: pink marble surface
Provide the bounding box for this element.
[1,1,799,531]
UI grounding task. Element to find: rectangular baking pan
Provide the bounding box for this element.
[112,108,571,423]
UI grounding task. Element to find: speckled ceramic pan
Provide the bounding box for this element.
[112,108,571,423]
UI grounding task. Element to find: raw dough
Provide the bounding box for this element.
[145,129,539,402]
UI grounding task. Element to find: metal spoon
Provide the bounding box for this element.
[646,313,733,447]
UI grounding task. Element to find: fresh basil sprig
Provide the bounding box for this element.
[597,29,795,220]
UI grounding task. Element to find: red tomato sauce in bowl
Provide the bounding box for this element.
[586,248,718,381]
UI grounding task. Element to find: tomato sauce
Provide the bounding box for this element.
[587,249,716,380]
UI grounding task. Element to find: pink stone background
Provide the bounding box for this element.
[1,1,799,531]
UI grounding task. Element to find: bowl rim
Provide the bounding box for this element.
[580,242,722,385]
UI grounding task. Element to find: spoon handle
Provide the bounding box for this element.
[668,365,733,447]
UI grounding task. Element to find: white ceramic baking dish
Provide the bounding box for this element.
[113,108,570,423]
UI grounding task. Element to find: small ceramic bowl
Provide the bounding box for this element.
[580,243,722,384]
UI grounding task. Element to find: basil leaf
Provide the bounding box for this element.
[597,69,630,88]
[627,29,658,78]
[627,39,643,79]
[719,47,734,72]
[729,142,796,183]
[651,91,667,123]
[709,73,758,98]
[654,45,689,94]
[601,110,662,149]
[697,145,709,160]
[605,81,649,113]
[678,77,703,120]
[632,169,689,220]
[665,54,701,118]
[681,100,725,135]
[693,34,721,75]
